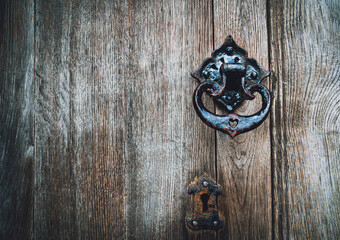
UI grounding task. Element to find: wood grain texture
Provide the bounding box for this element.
[122,0,216,239]
[0,0,34,239]
[2,0,339,239]
[269,0,340,239]
[213,0,272,239]
[34,0,125,239]
[33,0,216,239]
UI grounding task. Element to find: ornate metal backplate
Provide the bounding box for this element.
[192,35,271,137]
[186,175,223,231]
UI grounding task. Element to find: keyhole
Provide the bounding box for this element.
[201,194,210,212]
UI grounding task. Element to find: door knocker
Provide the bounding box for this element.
[192,35,271,137]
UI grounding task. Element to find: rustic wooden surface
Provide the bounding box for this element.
[213,0,272,239]
[34,0,216,239]
[34,0,127,239]
[269,0,340,239]
[122,1,216,239]
[0,0,339,239]
[0,1,34,239]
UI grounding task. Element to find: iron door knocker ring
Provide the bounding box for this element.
[192,35,271,137]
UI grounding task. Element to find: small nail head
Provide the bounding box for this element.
[251,71,258,79]
[213,220,218,226]
[203,181,208,187]
[226,46,233,55]
[192,220,198,227]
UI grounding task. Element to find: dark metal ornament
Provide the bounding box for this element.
[192,35,271,137]
[186,175,223,230]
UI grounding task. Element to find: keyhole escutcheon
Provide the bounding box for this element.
[186,174,224,230]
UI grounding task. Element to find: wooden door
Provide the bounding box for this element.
[0,0,339,239]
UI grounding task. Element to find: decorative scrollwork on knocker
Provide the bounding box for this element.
[192,35,271,137]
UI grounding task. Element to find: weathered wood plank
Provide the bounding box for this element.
[0,0,34,239]
[34,0,125,239]
[269,0,340,238]
[213,0,272,239]
[122,0,216,239]
[34,0,216,239]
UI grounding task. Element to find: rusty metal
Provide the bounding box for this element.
[186,175,223,230]
[192,35,271,137]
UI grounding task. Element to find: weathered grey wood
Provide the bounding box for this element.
[269,0,340,239]
[123,0,216,239]
[213,0,272,239]
[0,0,34,239]
[33,0,216,239]
[3,0,339,239]
[34,0,126,239]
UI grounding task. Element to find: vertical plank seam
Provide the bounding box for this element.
[211,0,217,184]
[122,1,127,239]
[32,0,37,238]
[265,1,275,240]
[211,1,219,239]
[70,1,78,238]
[277,2,288,237]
